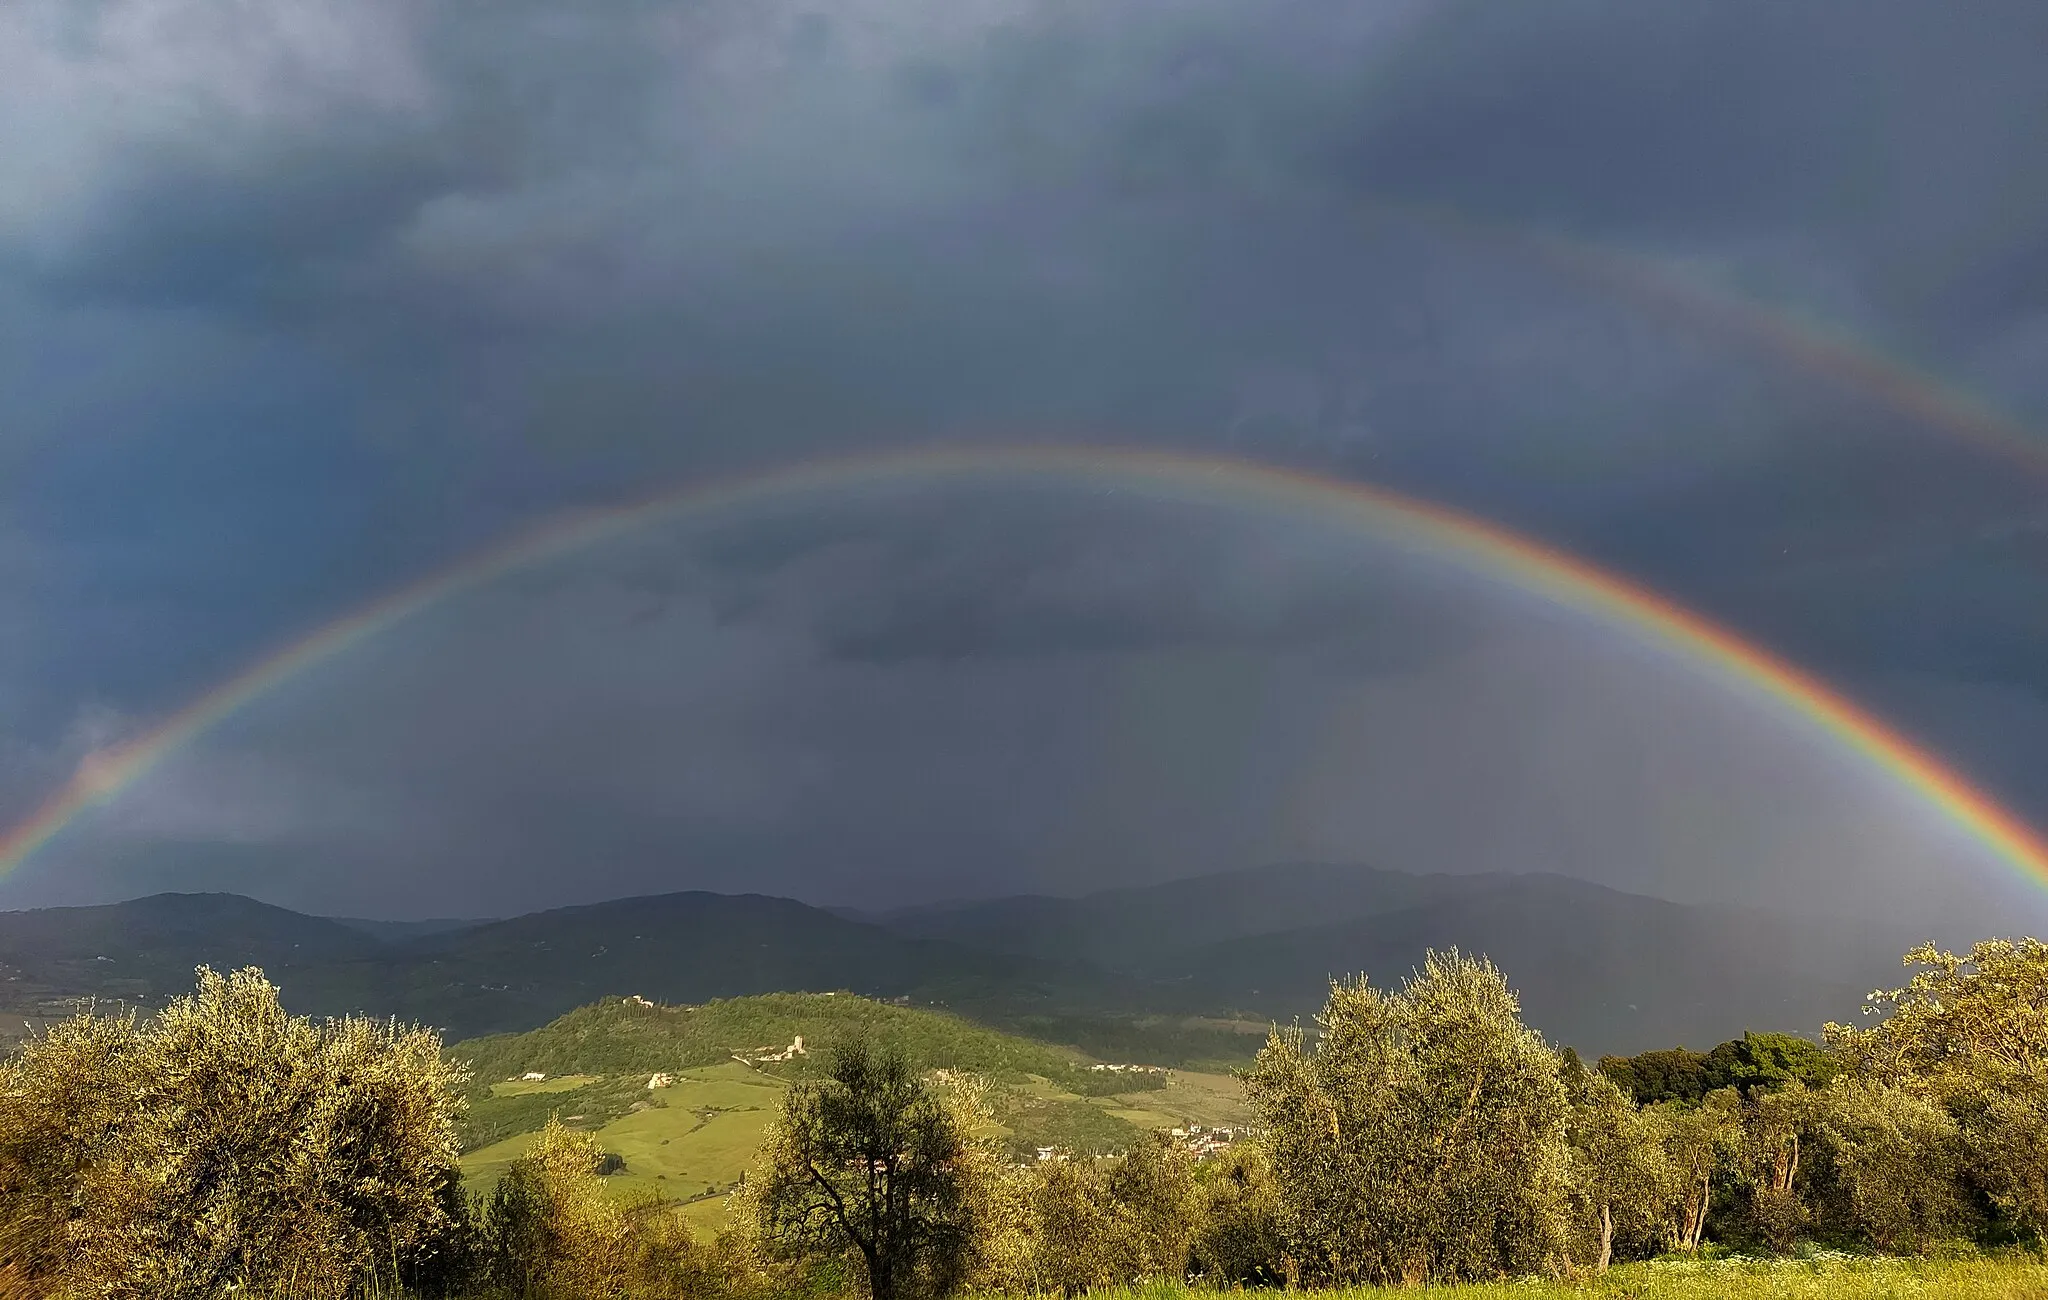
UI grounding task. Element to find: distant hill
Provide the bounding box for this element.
[0,891,382,971]
[330,916,488,943]
[1159,874,1894,1053]
[0,892,388,1024]
[879,866,1924,1055]
[449,992,1168,1162]
[879,863,1491,969]
[0,870,1930,1056]
[378,890,1140,1038]
[453,991,1133,1088]
[0,889,1145,1046]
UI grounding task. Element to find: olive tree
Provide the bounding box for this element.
[1562,1065,1680,1271]
[1809,1078,1977,1253]
[1242,950,1574,1285]
[1011,1136,1198,1294]
[1828,938,2048,1236]
[0,967,468,1299]
[1657,1088,1742,1252]
[748,1036,978,1300]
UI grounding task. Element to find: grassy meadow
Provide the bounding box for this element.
[1012,1252,2048,1300]
[486,1073,600,1097]
[458,1051,1252,1233]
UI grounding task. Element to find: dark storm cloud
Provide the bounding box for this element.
[12,509,2035,931]
[604,493,1487,671]
[3,0,2045,916]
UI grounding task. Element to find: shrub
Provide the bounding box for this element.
[1242,951,1575,1285]
[0,967,469,1298]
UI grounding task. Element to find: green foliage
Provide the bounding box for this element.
[970,1136,1200,1296]
[1600,1033,1838,1106]
[1599,1046,1711,1106]
[0,1009,141,1284]
[1563,1065,1682,1270]
[1723,1085,1815,1253]
[744,1035,979,1300]
[473,1117,720,1298]
[961,1252,2048,1299]
[1807,1078,1978,1253]
[986,1088,1146,1161]
[1655,1088,1743,1252]
[1705,1033,1841,1096]
[1242,950,1574,1286]
[0,966,468,1298]
[1188,1145,1287,1288]
[1828,939,2048,1237]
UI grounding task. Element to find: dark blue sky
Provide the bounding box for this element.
[2,0,2045,923]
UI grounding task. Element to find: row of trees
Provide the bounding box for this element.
[1594,1029,1839,1106]
[742,942,2048,1295]
[3,938,2044,1296]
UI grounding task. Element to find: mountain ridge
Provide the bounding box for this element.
[0,868,1934,1055]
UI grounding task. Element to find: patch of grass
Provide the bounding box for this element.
[1014,1251,2048,1299]
[460,1068,791,1233]
[597,1107,779,1211]
[658,1062,791,1109]
[1116,1068,1249,1130]
[455,1128,545,1192]
[459,1074,648,1150]
[486,1073,600,1097]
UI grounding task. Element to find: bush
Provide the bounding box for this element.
[475,1117,719,1298]
[1242,951,1574,1286]
[1808,1079,1979,1253]
[0,966,468,1298]
[1189,1146,1287,1287]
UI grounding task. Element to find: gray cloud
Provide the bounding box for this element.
[12,513,2036,932]
[2,0,2045,919]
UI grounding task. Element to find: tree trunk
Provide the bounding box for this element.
[1677,1174,1708,1252]
[862,1244,890,1300]
[1688,1172,1711,1250]
[1597,1202,1613,1274]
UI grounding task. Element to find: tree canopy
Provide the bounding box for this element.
[0,967,468,1298]
[746,1035,981,1300]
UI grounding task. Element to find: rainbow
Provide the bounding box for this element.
[1373,199,2048,476]
[5,446,2045,887]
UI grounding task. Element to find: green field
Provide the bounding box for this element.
[461,1063,788,1232]
[454,994,1256,1235]
[1019,1253,2048,1300]
[460,1059,1251,1233]
[486,1073,599,1097]
[1096,1068,1248,1132]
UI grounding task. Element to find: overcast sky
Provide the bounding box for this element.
[3,0,2045,926]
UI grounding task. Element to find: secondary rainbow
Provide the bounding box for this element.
[5,447,2045,886]
[1375,198,2048,476]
